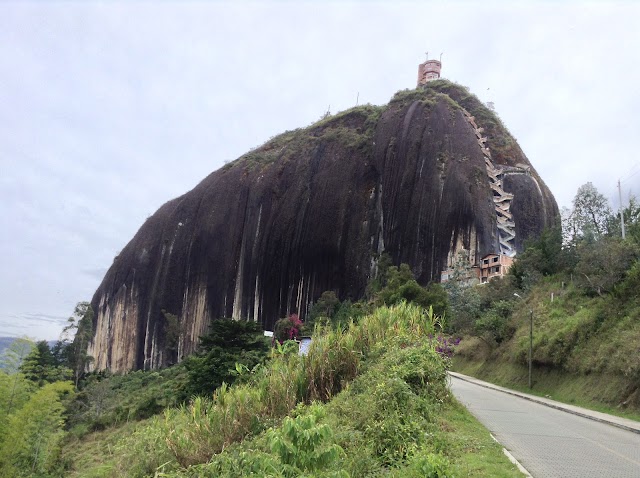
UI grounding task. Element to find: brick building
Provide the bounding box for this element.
[440,253,514,285]
[417,59,442,85]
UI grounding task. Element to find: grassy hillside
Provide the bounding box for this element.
[447,186,640,419]
[451,275,640,418]
[55,303,522,477]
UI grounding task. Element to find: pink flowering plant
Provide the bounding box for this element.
[274,313,304,344]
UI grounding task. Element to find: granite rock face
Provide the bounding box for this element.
[88,81,559,371]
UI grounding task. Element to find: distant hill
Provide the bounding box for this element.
[0,336,16,357]
[0,337,57,369]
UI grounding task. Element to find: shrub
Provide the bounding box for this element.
[274,314,303,343]
[184,319,270,396]
[474,299,516,345]
[402,453,453,478]
[267,404,347,476]
[375,263,449,317]
[111,303,448,474]
[574,237,639,296]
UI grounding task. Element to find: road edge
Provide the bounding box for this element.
[448,371,640,435]
[489,433,532,477]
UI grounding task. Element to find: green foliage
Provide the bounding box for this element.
[57,301,525,476]
[0,337,34,374]
[375,263,449,317]
[573,236,639,296]
[618,259,640,299]
[447,275,518,345]
[325,341,450,470]
[19,340,72,386]
[266,404,347,477]
[113,416,177,477]
[226,104,383,171]
[101,303,447,475]
[403,453,452,478]
[567,181,614,241]
[622,195,640,243]
[163,383,266,467]
[509,226,574,289]
[306,291,369,332]
[0,381,74,478]
[61,302,95,388]
[274,314,303,343]
[0,370,34,439]
[0,338,36,439]
[366,252,393,297]
[473,300,516,345]
[65,365,189,434]
[309,291,341,321]
[455,270,640,403]
[183,319,270,397]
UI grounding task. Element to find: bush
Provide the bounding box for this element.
[376,264,449,317]
[274,314,303,343]
[267,404,347,476]
[305,292,370,332]
[574,237,639,296]
[184,319,270,396]
[110,304,449,475]
[403,453,453,478]
[474,300,516,345]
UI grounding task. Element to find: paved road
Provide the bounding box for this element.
[450,375,640,477]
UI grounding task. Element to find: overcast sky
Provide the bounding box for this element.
[2,1,639,341]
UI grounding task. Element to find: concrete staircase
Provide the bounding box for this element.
[462,109,528,257]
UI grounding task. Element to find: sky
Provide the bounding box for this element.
[1,1,639,341]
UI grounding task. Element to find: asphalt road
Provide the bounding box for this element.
[450,375,640,477]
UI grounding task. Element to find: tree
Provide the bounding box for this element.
[509,226,576,288]
[183,319,270,396]
[376,263,449,317]
[61,302,94,388]
[308,291,340,324]
[18,347,42,385]
[0,338,34,375]
[19,341,71,386]
[574,237,639,295]
[624,195,640,242]
[0,372,33,441]
[608,194,640,242]
[366,253,393,298]
[0,338,35,425]
[568,182,613,242]
[0,381,74,477]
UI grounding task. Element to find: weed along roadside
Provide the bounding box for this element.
[48,303,523,477]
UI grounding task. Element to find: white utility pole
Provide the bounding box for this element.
[618,179,626,239]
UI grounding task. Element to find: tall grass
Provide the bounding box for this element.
[114,302,442,473]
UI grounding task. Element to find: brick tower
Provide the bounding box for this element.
[417,56,441,86]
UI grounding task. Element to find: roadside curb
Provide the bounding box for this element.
[490,433,532,477]
[448,371,640,435]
